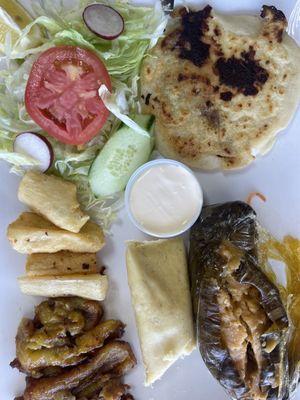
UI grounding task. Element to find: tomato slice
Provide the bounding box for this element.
[25,46,111,145]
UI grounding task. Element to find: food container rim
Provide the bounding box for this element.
[125,158,203,238]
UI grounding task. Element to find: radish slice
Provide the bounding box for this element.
[14,132,54,172]
[83,4,124,40]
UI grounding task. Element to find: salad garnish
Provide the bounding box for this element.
[0,0,168,230]
[83,4,125,40]
[89,114,153,197]
[14,132,53,172]
[25,45,112,145]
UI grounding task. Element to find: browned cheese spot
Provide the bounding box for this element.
[260,5,287,43]
[220,91,233,101]
[215,47,269,96]
[175,6,212,67]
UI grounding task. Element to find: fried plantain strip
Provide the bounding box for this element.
[23,341,136,400]
[15,319,125,376]
[73,352,136,398]
[75,320,125,353]
[14,318,86,376]
[35,297,103,331]
[100,379,131,400]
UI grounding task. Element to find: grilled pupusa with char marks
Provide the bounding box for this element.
[141,5,300,170]
[189,202,290,400]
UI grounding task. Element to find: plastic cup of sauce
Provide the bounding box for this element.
[125,159,203,238]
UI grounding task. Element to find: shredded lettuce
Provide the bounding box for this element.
[0,0,167,231]
[99,84,150,137]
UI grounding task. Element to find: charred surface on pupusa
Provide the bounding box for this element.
[260,5,287,43]
[140,4,299,170]
[177,6,212,67]
[215,49,269,96]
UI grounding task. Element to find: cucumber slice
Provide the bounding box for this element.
[89,115,153,197]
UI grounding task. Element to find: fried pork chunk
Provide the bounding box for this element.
[11,297,136,400]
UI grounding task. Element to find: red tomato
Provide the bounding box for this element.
[25,46,111,145]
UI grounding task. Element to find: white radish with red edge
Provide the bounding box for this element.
[14,132,54,172]
[83,4,124,40]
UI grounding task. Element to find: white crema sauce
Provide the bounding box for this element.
[129,163,203,236]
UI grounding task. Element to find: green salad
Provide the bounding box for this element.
[0,0,167,230]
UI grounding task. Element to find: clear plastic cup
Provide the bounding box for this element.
[125,159,203,238]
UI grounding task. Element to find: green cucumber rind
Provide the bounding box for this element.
[88,116,154,197]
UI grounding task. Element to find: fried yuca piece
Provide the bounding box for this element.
[18,274,108,301]
[26,251,98,276]
[18,171,89,233]
[7,212,105,253]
